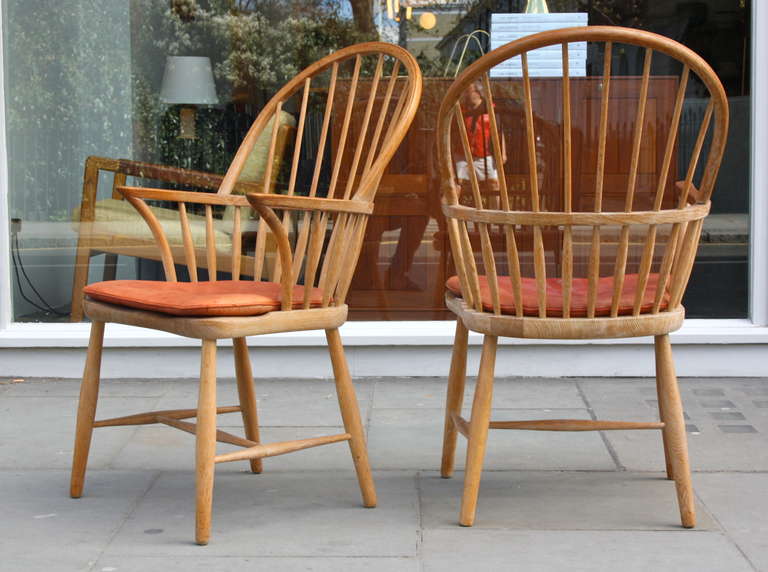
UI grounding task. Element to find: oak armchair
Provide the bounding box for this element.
[437,27,728,528]
[70,42,422,544]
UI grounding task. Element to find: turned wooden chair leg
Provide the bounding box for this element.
[326,328,377,508]
[70,321,106,498]
[441,320,469,478]
[70,243,92,322]
[233,337,262,474]
[459,334,498,527]
[656,373,675,480]
[196,339,218,545]
[655,334,695,528]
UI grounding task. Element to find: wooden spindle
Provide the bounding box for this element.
[677,101,714,208]
[362,60,401,177]
[205,204,217,281]
[261,102,283,194]
[479,223,501,314]
[178,203,198,282]
[561,43,573,317]
[327,55,361,199]
[481,73,509,211]
[303,212,325,309]
[504,226,524,318]
[587,42,612,317]
[454,104,483,208]
[231,206,242,281]
[343,54,384,200]
[308,63,338,198]
[611,48,652,317]
[287,79,311,197]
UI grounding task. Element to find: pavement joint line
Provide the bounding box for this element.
[575,380,626,472]
[692,491,761,572]
[87,470,162,572]
[414,471,425,570]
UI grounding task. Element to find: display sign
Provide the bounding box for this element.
[489,13,588,77]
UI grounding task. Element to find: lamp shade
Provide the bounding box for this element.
[159,56,219,105]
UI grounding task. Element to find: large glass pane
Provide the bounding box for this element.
[4,0,750,322]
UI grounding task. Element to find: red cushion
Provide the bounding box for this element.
[84,280,324,317]
[445,274,668,317]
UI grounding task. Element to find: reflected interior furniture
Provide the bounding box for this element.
[437,27,728,527]
[69,111,295,322]
[69,42,422,544]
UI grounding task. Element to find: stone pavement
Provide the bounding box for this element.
[1,376,766,571]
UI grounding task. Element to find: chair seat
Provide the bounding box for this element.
[445,273,668,317]
[84,280,324,317]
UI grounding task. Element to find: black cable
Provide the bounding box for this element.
[11,232,68,317]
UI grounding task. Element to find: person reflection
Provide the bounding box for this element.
[455,80,506,207]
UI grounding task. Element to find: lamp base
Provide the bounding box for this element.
[178,106,197,139]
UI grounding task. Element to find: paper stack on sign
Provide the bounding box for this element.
[490,13,588,78]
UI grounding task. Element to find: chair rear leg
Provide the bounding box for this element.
[70,244,92,322]
[655,334,695,528]
[71,321,106,498]
[441,320,469,478]
[656,374,675,480]
[196,339,218,545]
[233,337,262,474]
[326,328,376,508]
[459,334,498,527]
[102,253,118,281]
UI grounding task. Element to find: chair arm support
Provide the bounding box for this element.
[117,186,251,207]
[246,193,373,215]
[246,201,294,311]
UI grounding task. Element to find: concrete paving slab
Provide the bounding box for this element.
[368,408,616,471]
[422,529,752,572]
[579,378,768,471]
[111,425,354,473]
[0,396,159,469]
[418,471,718,531]
[0,470,156,572]
[695,472,768,571]
[372,377,585,409]
[1,378,175,398]
[91,556,419,571]
[157,379,374,427]
[104,471,419,557]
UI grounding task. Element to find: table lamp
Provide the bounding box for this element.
[159,56,219,139]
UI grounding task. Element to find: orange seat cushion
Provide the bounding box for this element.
[84,280,324,317]
[445,274,668,317]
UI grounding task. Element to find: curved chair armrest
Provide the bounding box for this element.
[246,193,373,215]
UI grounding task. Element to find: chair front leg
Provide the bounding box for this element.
[460,334,498,527]
[655,334,695,528]
[326,328,377,508]
[441,320,469,478]
[233,337,262,474]
[196,339,218,545]
[70,321,106,497]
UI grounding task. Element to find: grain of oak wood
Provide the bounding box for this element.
[437,26,728,528]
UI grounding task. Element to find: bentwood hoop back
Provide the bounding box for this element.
[70,42,421,545]
[437,27,728,527]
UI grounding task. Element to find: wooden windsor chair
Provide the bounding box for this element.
[69,42,422,545]
[436,27,728,527]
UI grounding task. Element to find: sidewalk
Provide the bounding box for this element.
[1,376,766,571]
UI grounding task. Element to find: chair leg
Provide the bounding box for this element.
[655,334,695,528]
[459,334,498,527]
[233,337,262,474]
[325,328,377,508]
[70,321,106,498]
[656,372,675,480]
[196,339,218,545]
[441,320,469,478]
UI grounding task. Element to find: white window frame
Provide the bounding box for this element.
[0,3,766,370]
